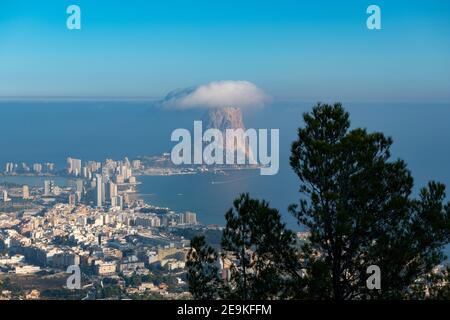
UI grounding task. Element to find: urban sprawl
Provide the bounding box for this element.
[0,156,226,300]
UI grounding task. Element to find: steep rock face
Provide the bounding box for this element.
[202,107,255,164]
[202,107,245,131]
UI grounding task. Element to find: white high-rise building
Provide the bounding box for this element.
[2,190,10,202]
[108,181,118,202]
[119,165,132,180]
[44,180,54,196]
[76,179,83,193]
[132,160,141,169]
[96,174,103,207]
[101,181,106,204]
[82,166,88,178]
[23,185,30,199]
[117,195,123,210]
[67,157,82,176]
[73,159,82,176]
[45,162,55,172]
[66,157,73,174]
[33,163,42,173]
[111,196,118,207]
[180,212,197,225]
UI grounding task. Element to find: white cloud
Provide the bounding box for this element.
[161,80,270,110]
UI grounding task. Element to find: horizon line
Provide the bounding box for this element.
[1,96,450,105]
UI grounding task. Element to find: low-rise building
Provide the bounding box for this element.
[15,265,41,274]
[95,261,117,276]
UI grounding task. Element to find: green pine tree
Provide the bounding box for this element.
[186,194,302,300]
[186,235,222,299]
[290,102,450,299]
[221,193,301,299]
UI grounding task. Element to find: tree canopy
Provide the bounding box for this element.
[290,103,450,299]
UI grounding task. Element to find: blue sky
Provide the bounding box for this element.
[0,0,449,101]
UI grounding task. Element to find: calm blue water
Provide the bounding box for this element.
[0,176,69,187]
[137,170,299,227]
[2,101,450,239]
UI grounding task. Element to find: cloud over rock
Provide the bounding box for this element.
[161,80,270,110]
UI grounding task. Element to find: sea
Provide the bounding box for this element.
[1,100,450,244]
